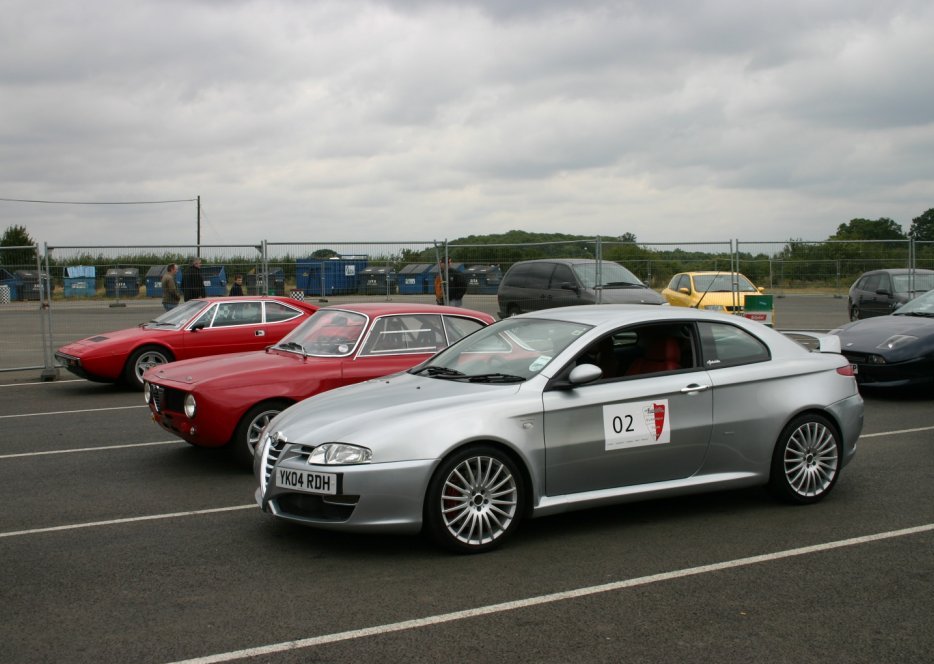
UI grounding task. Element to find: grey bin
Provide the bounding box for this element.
[104,268,140,298]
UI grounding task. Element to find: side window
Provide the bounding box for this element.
[877,273,892,293]
[360,315,445,355]
[675,274,690,292]
[519,263,554,289]
[550,264,576,289]
[698,322,770,369]
[571,323,697,381]
[861,274,880,292]
[191,306,215,329]
[212,302,262,327]
[443,316,487,344]
[265,301,302,323]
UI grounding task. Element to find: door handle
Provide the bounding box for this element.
[255,330,265,337]
[681,383,710,394]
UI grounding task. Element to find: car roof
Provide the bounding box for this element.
[861,268,934,275]
[680,271,752,277]
[511,258,612,266]
[321,302,493,318]
[515,303,745,326]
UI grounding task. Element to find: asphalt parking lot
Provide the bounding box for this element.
[1,299,932,663]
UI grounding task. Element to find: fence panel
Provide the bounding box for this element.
[3,237,933,378]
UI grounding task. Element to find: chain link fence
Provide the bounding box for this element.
[2,237,932,376]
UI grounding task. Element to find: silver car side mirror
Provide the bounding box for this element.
[568,364,603,385]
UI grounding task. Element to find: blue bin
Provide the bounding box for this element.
[15,270,48,301]
[64,266,96,298]
[396,264,434,294]
[296,255,368,296]
[200,265,228,296]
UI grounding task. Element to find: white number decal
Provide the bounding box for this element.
[603,399,671,450]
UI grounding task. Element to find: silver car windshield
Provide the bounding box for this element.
[894,289,934,316]
[413,318,592,383]
[276,309,368,357]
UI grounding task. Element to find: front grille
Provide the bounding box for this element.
[275,493,358,522]
[262,437,289,485]
[149,384,185,413]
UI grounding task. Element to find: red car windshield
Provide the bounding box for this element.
[276,309,368,357]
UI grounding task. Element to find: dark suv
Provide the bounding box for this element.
[847,268,934,320]
[496,259,665,318]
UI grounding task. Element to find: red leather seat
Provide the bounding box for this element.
[625,338,681,375]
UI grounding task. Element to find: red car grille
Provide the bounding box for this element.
[150,384,185,413]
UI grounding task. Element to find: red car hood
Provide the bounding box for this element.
[58,326,174,355]
[144,349,315,389]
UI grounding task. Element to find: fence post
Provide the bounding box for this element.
[39,243,59,381]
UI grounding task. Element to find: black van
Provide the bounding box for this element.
[496,259,665,318]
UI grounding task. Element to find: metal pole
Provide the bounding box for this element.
[197,195,201,255]
[39,243,58,381]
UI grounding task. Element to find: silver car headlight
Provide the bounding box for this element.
[143,382,151,404]
[309,443,372,465]
[184,393,197,418]
[876,334,917,351]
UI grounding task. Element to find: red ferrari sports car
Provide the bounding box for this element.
[143,302,495,467]
[55,296,319,389]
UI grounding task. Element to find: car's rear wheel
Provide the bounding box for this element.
[505,303,521,317]
[124,346,173,390]
[849,304,860,321]
[425,445,526,553]
[768,413,841,504]
[230,400,291,469]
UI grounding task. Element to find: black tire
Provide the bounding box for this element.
[230,400,291,469]
[124,346,173,390]
[768,413,841,504]
[424,445,526,553]
[505,303,522,317]
[849,304,860,321]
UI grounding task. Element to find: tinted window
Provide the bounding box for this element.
[859,274,881,292]
[505,262,554,289]
[212,301,262,327]
[698,322,770,369]
[550,264,576,289]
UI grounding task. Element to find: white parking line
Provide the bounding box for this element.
[0,379,86,387]
[0,440,183,460]
[166,522,934,664]
[860,425,934,438]
[0,505,256,539]
[0,404,149,419]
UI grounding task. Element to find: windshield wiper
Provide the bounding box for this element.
[411,365,465,377]
[464,373,526,383]
[276,341,307,355]
[602,281,640,288]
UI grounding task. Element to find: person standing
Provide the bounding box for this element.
[439,256,468,307]
[181,257,206,301]
[229,273,244,296]
[161,263,181,311]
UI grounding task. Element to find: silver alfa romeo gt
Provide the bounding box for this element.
[254,305,863,553]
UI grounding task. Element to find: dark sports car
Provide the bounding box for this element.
[831,288,934,387]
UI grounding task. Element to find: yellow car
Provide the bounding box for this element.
[662,271,767,313]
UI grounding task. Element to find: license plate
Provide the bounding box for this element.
[276,468,339,495]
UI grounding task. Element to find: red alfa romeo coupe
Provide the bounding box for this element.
[143,302,495,467]
[55,296,319,389]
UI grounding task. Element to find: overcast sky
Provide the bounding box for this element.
[2,0,933,249]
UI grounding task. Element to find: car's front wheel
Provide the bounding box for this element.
[230,400,291,469]
[768,413,841,504]
[124,346,173,389]
[424,445,526,553]
[849,304,860,321]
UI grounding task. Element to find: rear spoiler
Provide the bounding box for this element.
[781,331,842,353]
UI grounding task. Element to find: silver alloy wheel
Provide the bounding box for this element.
[440,454,519,547]
[782,420,839,497]
[133,349,169,382]
[246,408,281,457]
